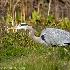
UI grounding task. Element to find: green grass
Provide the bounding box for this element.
[0,47,70,70]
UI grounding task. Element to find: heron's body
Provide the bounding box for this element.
[41,28,70,46]
[9,23,70,47]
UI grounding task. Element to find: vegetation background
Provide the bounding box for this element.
[0,0,70,70]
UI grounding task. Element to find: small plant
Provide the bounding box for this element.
[58,17,70,29]
[32,10,40,23]
[47,14,55,25]
[64,17,70,28]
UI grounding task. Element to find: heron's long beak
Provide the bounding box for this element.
[8,27,16,30]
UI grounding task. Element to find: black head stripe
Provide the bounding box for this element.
[20,24,28,26]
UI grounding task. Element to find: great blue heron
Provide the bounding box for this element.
[8,23,70,47]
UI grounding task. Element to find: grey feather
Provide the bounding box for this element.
[41,28,70,46]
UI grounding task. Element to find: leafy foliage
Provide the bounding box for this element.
[47,14,55,24]
[32,10,40,23]
[57,17,70,29]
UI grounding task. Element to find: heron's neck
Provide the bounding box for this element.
[29,31,41,43]
[27,26,47,45]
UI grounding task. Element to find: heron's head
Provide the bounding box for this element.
[16,23,29,30]
[8,23,32,30]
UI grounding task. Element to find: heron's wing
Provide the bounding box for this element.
[41,28,70,46]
